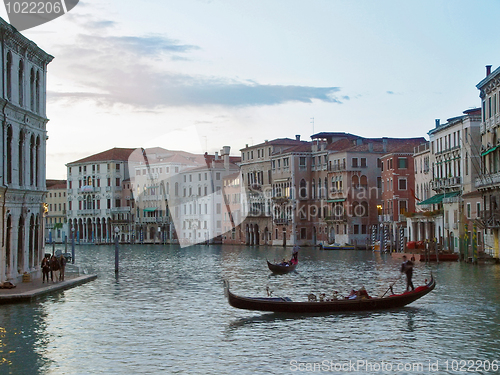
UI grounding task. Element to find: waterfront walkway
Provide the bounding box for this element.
[0,272,97,304]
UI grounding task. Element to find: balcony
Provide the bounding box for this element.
[480,210,500,228]
[77,209,98,215]
[378,214,392,222]
[79,186,99,193]
[142,217,159,223]
[111,206,131,213]
[431,176,461,191]
[274,218,289,225]
[476,172,500,190]
[328,164,347,172]
[325,215,347,222]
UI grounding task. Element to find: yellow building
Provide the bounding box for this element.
[45,180,68,244]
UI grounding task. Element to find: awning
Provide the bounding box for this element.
[417,191,460,205]
[143,207,157,212]
[482,145,499,156]
[326,198,346,203]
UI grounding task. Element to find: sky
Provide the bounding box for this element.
[2,0,500,179]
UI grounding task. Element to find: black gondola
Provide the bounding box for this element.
[266,259,298,274]
[267,247,298,274]
[223,276,435,313]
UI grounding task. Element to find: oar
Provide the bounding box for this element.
[380,273,403,298]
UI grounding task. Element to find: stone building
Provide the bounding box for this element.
[66,148,135,243]
[0,18,53,282]
[45,180,68,244]
[476,65,500,259]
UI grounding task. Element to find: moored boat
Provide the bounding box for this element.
[321,243,356,250]
[223,276,435,313]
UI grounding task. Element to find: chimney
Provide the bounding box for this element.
[435,119,440,128]
[214,151,219,160]
[486,65,492,76]
[222,146,230,170]
[295,135,301,141]
[368,143,373,152]
[382,137,388,152]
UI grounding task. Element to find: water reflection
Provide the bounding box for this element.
[0,245,499,374]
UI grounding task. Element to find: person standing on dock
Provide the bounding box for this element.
[400,255,415,292]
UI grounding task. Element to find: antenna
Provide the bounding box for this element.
[310,117,315,135]
[202,136,207,152]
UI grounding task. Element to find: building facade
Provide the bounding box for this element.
[45,180,68,244]
[0,19,53,282]
[407,109,482,256]
[476,65,500,259]
[66,148,135,243]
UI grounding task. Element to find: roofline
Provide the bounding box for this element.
[477,66,500,90]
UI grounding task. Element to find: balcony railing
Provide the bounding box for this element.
[480,210,500,228]
[431,176,461,190]
[111,206,131,213]
[77,209,98,215]
[476,172,500,189]
[328,164,347,172]
[273,218,289,225]
[79,186,99,193]
[325,215,347,222]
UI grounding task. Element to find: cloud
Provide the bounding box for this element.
[78,34,200,56]
[49,32,343,109]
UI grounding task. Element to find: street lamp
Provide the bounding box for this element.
[71,226,75,264]
[114,226,120,273]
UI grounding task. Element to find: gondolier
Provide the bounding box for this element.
[401,255,415,292]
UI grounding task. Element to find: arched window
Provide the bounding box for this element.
[29,215,34,268]
[36,71,40,113]
[6,126,12,184]
[19,130,24,186]
[361,201,369,217]
[351,175,359,188]
[35,215,40,266]
[6,52,12,100]
[5,215,12,274]
[360,175,368,188]
[18,215,25,273]
[352,201,360,217]
[18,59,24,106]
[299,179,307,198]
[30,135,35,186]
[30,68,35,111]
[35,136,40,187]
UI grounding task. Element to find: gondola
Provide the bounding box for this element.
[266,259,298,274]
[223,276,435,313]
[267,246,299,274]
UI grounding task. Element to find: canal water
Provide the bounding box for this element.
[1,245,500,374]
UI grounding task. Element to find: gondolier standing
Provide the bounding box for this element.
[401,255,415,292]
